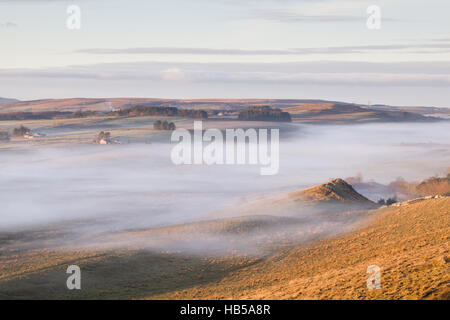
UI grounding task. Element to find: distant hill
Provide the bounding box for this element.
[216,178,378,220]
[289,178,375,204]
[0,97,443,123]
[0,97,18,103]
[283,102,441,123]
[238,106,292,122]
[157,195,450,300]
[370,104,450,119]
[118,179,376,237]
[345,172,450,202]
[0,98,348,114]
[104,179,377,239]
[259,178,376,208]
[416,174,450,196]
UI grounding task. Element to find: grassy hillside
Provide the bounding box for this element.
[283,103,439,123]
[0,98,444,123]
[0,178,447,300]
[152,196,450,300]
[1,196,446,300]
[219,178,377,219]
[416,174,450,196]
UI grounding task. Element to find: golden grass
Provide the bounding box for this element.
[150,197,450,300]
[0,197,447,299]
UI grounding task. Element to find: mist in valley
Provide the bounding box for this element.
[0,121,449,255]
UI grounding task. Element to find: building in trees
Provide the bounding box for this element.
[94,131,112,144]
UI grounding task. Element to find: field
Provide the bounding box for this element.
[2,0,450,304]
[1,98,448,124]
[0,196,448,300]
[0,101,449,300]
[157,196,449,300]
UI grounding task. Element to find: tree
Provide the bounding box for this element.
[238,106,291,122]
[0,131,10,141]
[94,131,111,144]
[72,110,84,118]
[386,197,397,205]
[153,120,175,130]
[377,197,397,206]
[13,125,30,137]
[153,120,162,130]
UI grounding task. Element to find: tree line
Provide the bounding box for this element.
[110,106,208,119]
[153,120,176,130]
[0,106,208,121]
[238,106,292,122]
[0,111,71,121]
[0,125,31,141]
[377,197,398,206]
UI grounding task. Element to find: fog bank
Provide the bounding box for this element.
[0,122,448,245]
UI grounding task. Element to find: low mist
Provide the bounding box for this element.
[1,121,449,254]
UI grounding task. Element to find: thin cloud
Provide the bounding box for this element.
[0,21,18,28]
[77,47,295,55]
[1,61,450,87]
[75,42,450,56]
[253,11,382,23]
[256,12,363,23]
[432,37,450,42]
[160,68,186,81]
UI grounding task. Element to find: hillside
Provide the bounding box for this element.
[416,174,450,196]
[82,179,378,251]
[283,103,438,123]
[0,98,443,123]
[289,178,375,204]
[0,183,447,300]
[153,196,450,300]
[0,98,342,114]
[220,178,377,219]
[370,105,450,119]
[0,97,18,103]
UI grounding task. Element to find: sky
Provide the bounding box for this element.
[0,0,450,106]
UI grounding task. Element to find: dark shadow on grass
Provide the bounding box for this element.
[0,249,262,300]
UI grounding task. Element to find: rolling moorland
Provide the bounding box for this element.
[0,97,448,300]
[1,98,449,124]
[0,97,448,149]
[0,177,448,300]
[0,97,18,104]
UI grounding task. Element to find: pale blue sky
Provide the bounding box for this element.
[1,0,450,106]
